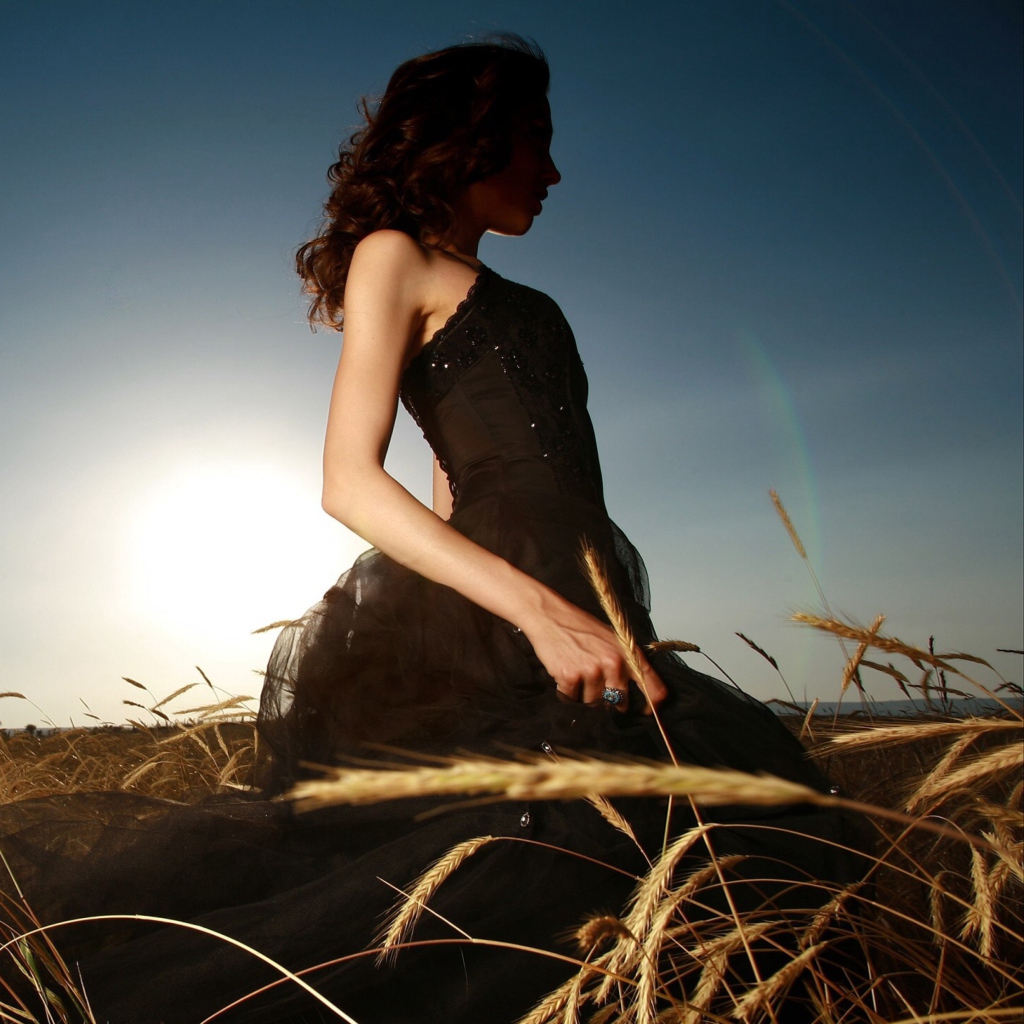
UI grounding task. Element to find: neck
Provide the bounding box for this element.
[433,197,486,258]
[421,234,481,261]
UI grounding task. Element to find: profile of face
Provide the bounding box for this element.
[460,100,561,238]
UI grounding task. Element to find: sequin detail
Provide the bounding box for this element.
[496,308,592,493]
[401,271,601,504]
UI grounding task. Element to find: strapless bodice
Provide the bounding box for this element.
[400,268,605,511]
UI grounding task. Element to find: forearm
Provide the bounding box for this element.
[323,463,552,630]
[326,464,666,711]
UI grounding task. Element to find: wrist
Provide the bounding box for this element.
[505,576,562,635]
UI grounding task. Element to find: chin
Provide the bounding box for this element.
[488,217,535,239]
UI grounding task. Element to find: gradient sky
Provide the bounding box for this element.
[1,0,1021,728]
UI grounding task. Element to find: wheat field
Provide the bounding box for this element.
[0,496,1020,1022]
[1,634,1019,1023]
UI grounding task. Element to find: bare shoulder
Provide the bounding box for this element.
[341,232,433,368]
[348,229,429,290]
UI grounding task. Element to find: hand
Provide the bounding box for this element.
[519,594,668,714]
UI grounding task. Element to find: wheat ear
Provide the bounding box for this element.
[733,941,828,1022]
[376,834,496,964]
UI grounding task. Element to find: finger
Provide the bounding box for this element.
[556,676,582,703]
[580,666,610,707]
[637,664,668,714]
[580,657,629,712]
[600,665,632,714]
[603,684,629,712]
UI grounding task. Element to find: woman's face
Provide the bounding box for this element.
[460,100,561,238]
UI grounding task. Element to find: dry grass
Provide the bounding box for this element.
[0,685,1019,1021]
[0,498,1020,1022]
[0,675,259,806]
[282,707,1021,1022]
[289,760,828,812]
[0,682,262,1022]
[281,612,1021,1023]
[0,721,258,805]
[374,835,497,964]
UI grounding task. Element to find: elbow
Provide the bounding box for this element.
[321,460,376,529]
[321,478,353,525]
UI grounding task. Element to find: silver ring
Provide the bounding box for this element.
[601,687,625,706]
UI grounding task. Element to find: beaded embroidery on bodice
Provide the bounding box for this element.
[400,268,605,507]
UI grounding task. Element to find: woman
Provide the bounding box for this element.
[257,37,673,791]
[3,37,862,1024]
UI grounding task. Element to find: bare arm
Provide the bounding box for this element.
[321,231,666,711]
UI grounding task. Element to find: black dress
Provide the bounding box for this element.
[0,267,863,1023]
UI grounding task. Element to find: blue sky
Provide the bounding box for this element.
[1,0,1021,727]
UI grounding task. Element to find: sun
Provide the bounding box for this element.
[125,462,367,644]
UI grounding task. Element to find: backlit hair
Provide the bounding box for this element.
[295,35,549,329]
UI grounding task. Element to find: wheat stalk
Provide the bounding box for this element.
[594,831,713,1004]
[596,851,745,1007]
[288,760,822,812]
[930,870,952,948]
[252,617,307,634]
[826,718,1020,751]
[840,614,885,697]
[575,916,635,955]
[636,887,690,1024]
[973,797,1024,832]
[680,920,779,1024]
[517,941,619,1024]
[769,490,806,560]
[542,743,647,859]
[648,640,701,654]
[907,743,1023,813]
[799,698,819,743]
[618,827,713,968]
[559,964,590,1024]
[961,845,997,959]
[376,834,496,964]
[175,695,256,717]
[800,881,862,950]
[988,835,1023,887]
[733,940,827,1022]
[516,971,580,1024]
[633,858,749,1024]
[580,545,645,684]
[580,543,680,769]
[586,794,645,856]
[792,614,1005,687]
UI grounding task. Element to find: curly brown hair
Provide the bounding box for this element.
[296,36,550,330]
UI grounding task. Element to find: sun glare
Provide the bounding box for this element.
[126,463,365,643]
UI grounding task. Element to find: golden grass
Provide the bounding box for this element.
[0,496,1020,1022]
[580,544,646,688]
[0,720,258,805]
[375,834,498,965]
[0,693,1019,1021]
[329,534,1019,1024]
[768,490,806,560]
[288,760,826,812]
[0,673,260,807]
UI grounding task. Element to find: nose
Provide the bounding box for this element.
[543,154,561,188]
